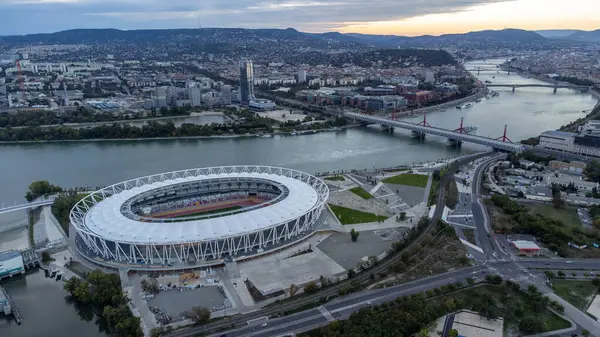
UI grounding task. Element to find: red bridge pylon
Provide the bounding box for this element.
[495,124,513,143]
[453,117,466,133]
[416,111,431,127]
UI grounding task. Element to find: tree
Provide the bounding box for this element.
[399,212,407,221]
[41,251,53,263]
[289,284,298,297]
[582,329,590,337]
[557,270,565,278]
[350,228,360,242]
[448,329,459,337]
[186,306,211,324]
[518,316,545,334]
[592,278,600,286]
[303,281,319,294]
[25,180,62,201]
[585,160,600,183]
[551,184,565,209]
[141,278,160,295]
[466,277,475,285]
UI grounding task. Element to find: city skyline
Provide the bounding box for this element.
[0,0,597,36]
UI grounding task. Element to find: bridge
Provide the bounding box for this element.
[0,199,55,215]
[344,112,525,152]
[487,83,590,92]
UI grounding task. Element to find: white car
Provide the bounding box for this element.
[261,322,268,327]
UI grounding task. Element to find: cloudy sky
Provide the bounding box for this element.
[0,0,597,36]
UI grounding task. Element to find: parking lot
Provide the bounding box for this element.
[147,285,229,322]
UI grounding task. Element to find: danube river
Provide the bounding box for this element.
[0,58,597,336]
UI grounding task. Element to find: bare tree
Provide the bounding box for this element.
[186,306,211,324]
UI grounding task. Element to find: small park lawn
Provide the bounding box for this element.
[349,187,373,200]
[382,173,428,187]
[329,204,387,225]
[552,280,599,310]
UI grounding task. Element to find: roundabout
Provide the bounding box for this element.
[70,166,329,269]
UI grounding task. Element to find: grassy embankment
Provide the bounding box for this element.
[552,279,599,311]
[349,187,373,200]
[329,204,387,225]
[382,173,428,187]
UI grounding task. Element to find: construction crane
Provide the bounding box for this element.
[15,60,25,102]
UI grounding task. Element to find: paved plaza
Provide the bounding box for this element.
[148,285,227,318]
[317,230,407,270]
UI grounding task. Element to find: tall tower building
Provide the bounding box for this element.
[220,85,232,105]
[188,87,202,107]
[298,69,307,83]
[239,59,255,103]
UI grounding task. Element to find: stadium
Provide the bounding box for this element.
[70,166,329,269]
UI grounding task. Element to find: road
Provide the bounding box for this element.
[470,154,511,262]
[168,153,600,337]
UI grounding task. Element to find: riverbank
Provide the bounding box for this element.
[501,64,600,103]
[0,125,357,144]
[2,111,230,130]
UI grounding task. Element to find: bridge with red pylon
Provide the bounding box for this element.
[345,112,524,152]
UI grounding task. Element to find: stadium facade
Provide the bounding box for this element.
[70,166,329,268]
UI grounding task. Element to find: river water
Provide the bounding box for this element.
[0,58,597,336]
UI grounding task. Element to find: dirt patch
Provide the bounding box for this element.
[485,199,519,233]
[381,224,470,287]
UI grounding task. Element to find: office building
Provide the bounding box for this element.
[221,85,232,105]
[298,69,307,83]
[188,87,202,107]
[239,59,255,103]
[154,86,168,108]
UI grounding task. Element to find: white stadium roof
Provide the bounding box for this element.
[84,172,319,244]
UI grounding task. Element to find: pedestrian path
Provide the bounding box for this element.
[369,182,384,195]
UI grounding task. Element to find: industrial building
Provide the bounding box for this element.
[539,120,600,158]
[0,250,25,280]
[248,99,276,111]
[511,240,541,255]
[548,160,586,175]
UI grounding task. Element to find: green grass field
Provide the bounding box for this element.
[526,203,582,228]
[324,175,345,182]
[349,187,373,200]
[552,280,599,310]
[427,179,439,206]
[328,204,387,225]
[383,173,429,187]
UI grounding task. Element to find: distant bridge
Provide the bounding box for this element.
[487,83,590,91]
[0,199,54,215]
[344,112,525,153]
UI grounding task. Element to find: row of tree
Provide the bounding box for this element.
[490,194,600,255]
[25,180,63,201]
[63,270,143,337]
[303,279,563,337]
[0,114,348,142]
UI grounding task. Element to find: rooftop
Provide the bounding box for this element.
[541,130,576,138]
[512,240,541,250]
[0,250,22,262]
[82,172,322,244]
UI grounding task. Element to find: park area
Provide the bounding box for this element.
[382,173,428,187]
[349,187,373,200]
[328,204,387,225]
[486,195,600,258]
[526,203,581,229]
[552,279,599,310]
